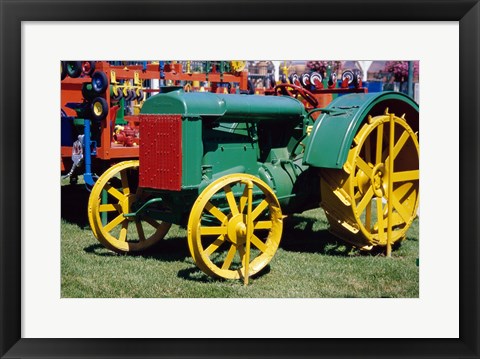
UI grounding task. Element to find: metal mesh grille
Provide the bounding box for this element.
[139,114,182,191]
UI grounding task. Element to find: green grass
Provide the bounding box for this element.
[61,183,419,298]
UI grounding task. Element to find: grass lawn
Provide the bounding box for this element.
[61,182,419,298]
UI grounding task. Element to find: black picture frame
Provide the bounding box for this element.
[1,0,479,358]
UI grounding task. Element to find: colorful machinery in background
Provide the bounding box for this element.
[251,62,366,110]
[61,61,250,186]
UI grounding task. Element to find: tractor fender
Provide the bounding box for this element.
[303,91,419,169]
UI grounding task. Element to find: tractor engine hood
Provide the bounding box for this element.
[140,88,306,123]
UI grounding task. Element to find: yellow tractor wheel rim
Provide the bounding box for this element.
[320,110,419,248]
[87,160,171,253]
[187,174,283,280]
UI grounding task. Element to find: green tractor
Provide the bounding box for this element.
[88,86,419,282]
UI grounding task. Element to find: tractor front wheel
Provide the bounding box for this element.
[88,160,171,253]
[187,174,283,281]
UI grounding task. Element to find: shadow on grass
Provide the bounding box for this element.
[83,236,191,262]
[280,215,351,256]
[61,183,90,229]
[177,264,271,283]
[83,211,395,268]
[280,215,397,257]
[84,237,272,284]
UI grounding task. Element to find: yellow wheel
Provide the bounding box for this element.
[88,160,171,253]
[93,102,103,116]
[187,174,283,280]
[90,97,108,121]
[230,61,246,73]
[320,110,419,249]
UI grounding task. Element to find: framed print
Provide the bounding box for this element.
[1,0,479,358]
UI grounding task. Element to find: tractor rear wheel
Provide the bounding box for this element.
[187,174,283,281]
[319,109,419,249]
[88,160,171,253]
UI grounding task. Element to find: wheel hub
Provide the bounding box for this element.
[357,167,371,195]
[370,163,387,198]
[226,214,247,245]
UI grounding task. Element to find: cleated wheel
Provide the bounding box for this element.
[319,110,419,249]
[88,160,171,253]
[187,174,283,280]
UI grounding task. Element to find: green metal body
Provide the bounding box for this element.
[136,89,418,225]
[141,89,305,121]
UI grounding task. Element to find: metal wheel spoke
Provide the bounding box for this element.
[251,200,269,221]
[390,193,412,223]
[118,221,128,242]
[355,156,373,178]
[120,170,130,196]
[221,244,237,270]
[204,235,226,256]
[392,130,410,160]
[135,220,146,242]
[205,201,228,223]
[99,203,120,212]
[224,185,239,216]
[254,221,273,230]
[144,216,160,229]
[354,191,362,200]
[199,226,228,236]
[376,123,384,163]
[376,212,406,230]
[104,213,126,233]
[251,234,267,253]
[104,183,125,201]
[392,170,419,182]
[385,130,409,164]
[356,187,374,215]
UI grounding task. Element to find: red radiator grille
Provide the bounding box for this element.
[139,114,182,191]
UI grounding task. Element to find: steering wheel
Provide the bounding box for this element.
[274,83,319,108]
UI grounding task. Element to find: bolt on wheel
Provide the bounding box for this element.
[187,174,283,280]
[320,109,419,249]
[88,160,171,253]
